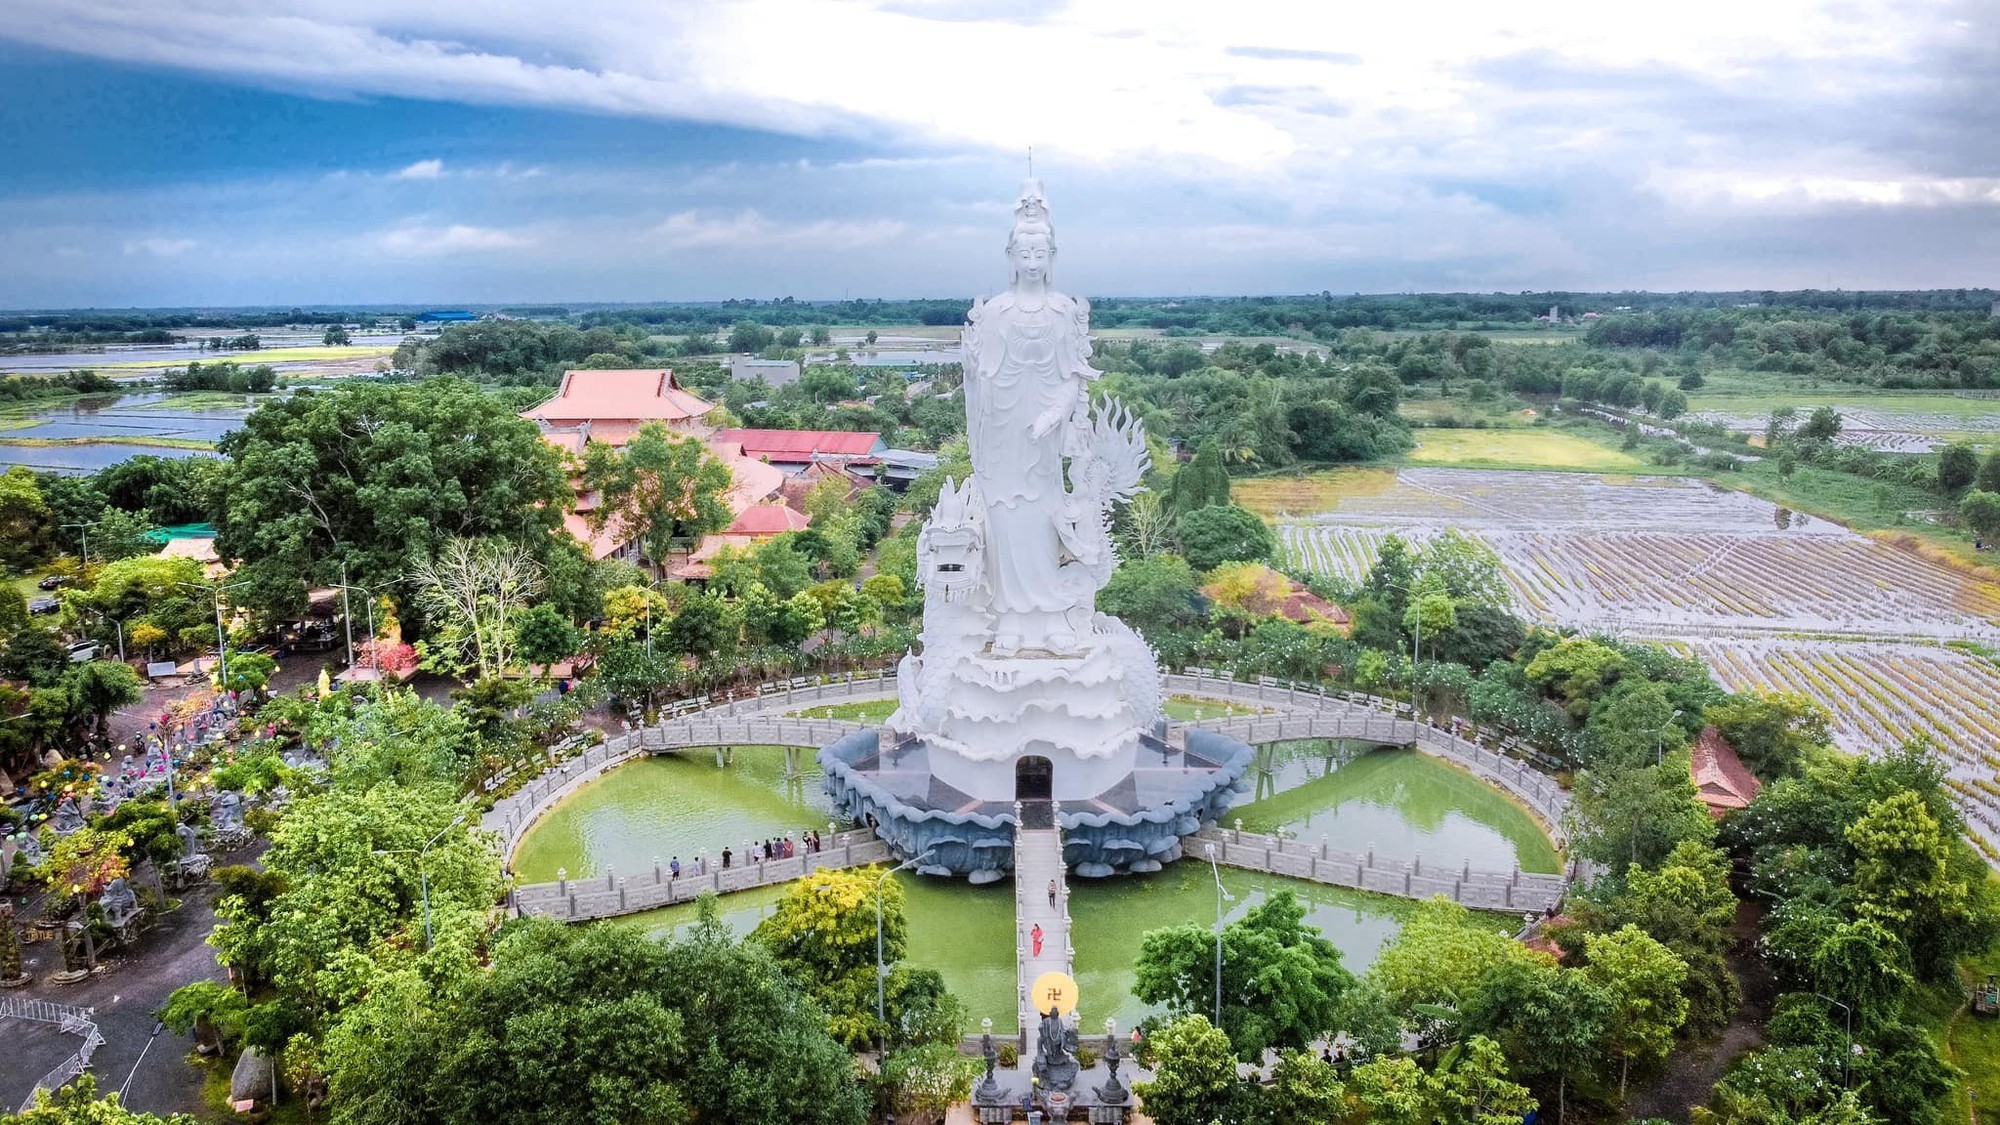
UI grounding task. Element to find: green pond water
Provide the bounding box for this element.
[514,739,1552,1031]
[513,743,1558,883]
[1229,743,1561,874]
[608,863,1470,1031]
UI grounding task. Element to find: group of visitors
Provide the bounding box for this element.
[672,829,835,876]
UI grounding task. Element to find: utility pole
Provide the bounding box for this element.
[62,520,99,567]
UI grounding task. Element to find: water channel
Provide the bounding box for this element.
[512,740,1555,1030]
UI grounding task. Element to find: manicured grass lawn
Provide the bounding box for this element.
[789,698,897,722]
[1161,696,1266,721]
[1402,427,1646,472]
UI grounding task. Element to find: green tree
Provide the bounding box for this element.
[1584,678,1686,770]
[0,465,51,569]
[1570,756,1715,875]
[1098,554,1204,661]
[57,660,146,750]
[1345,1055,1431,1125]
[880,1042,978,1124]
[1414,528,1509,607]
[751,867,908,1047]
[323,325,352,346]
[1977,448,2000,494]
[1463,958,1610,1125]
[213,378,573,620]
[1259,1049,1345,1123]
[510,602,583,667]
[1370,897,1551,1011]
[1177,504,1275,571]
[1960,489,2000,543]
[1937,441,1980,493]
[1429,1034,1537,1125]
[1403,592,1457,662]
[1707,691,1830,780]
[1524,636,1627,720]
[1133,1015,1242,1125]
[1166,439,1231,514]
[161,979,251,1055]
[1133,889,1354,1060]
[1582,924,1690,1095]
[580,422,733,565]
[1797,407,1843,444]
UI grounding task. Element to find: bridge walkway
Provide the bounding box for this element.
[1014,800,1073,1062]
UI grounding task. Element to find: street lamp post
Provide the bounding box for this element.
[1655,708,1687,766]
[62,520,99,567]
[178,579,250,692]
[373,811,467,950]
[876,851,935,1032]
[1816,993,1855,1089]
[1201,843,1235,1028]
[330,582,378,679]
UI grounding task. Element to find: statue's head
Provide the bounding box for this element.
[1007,180,1055,288]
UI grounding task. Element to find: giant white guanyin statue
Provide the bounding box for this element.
[887,181,1162,802]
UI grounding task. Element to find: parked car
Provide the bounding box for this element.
[67,640,98,663]
[28,596,60,615]
[37,575,65,590]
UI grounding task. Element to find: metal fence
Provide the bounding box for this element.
[1,997,103,1112]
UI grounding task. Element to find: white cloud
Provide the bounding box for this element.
[4,0,1941,173]
[375,223,531,255]
[394,158,444,179]
[651,209,906,249]
[122,236,195,256]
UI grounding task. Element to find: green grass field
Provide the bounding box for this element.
[83,345,394,370]
[1404,427,1647,472]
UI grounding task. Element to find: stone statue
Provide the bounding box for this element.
[52,798,86,835]
[213,791,244,830]
[1032,1007,1079,1092]
[975,1028,1002,1103]
[177,821,202,859]
[99,876,139,927]
[887,182,1163,802]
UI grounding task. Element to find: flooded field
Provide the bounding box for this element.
[0,391,243,472]
[1264,465,2000,833]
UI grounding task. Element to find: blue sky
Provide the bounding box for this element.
[1,0,1995,307]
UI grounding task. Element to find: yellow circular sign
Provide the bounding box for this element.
[1030,971,1079,1016]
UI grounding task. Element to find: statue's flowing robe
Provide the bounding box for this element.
[963,291,1094,619]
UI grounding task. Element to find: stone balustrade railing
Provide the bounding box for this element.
[1189,825,1571,913]
[510,832,891,922]
[483,668,1584,914]
[1164,671,1571,840]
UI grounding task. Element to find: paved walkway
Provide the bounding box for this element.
[1014,801,1072,1060]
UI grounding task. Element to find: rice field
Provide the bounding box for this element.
[1268,466,2000,853]
[1274,469,2000,641]
[1404,427,1647,472]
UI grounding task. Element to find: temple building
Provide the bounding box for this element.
[520,369,790,567]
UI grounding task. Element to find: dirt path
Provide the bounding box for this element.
[1623,898,1776,1123]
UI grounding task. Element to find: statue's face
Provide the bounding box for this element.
[1011,233,1051,285]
